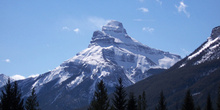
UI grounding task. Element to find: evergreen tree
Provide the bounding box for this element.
[127,92,137,110]
[25,88,40,110]
[155,91,167,110]
[137,95,142,110]
[1,79,24,110]
[142,91,147,110]
[88,80,109,110]
[112,78,127,110]
[205,94,213,110]
[217,86,220,110]
[137,91,147,110]
[0,102,2,110]
[1,78,12,110]
[12,81,24,110]
[181,90,195,110]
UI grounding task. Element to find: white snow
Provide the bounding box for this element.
[43,66,64,84]
[98,71,110,78]
[195,40,220,65]
[11,75,25,81]
[188,37,220,60]
[159,56,179,69]
[185,36,220,65]
[68,45,106,66]
[28,74,40,78]
[67,74,85,89]
[192,92,201,96]
[31,66,72,93]
[179,63,186,68]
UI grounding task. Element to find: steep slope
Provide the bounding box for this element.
[1,21,181,110]
[178,26,220,67]
[126,26,220,110]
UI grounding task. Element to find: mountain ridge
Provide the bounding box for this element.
[126,25,220,110]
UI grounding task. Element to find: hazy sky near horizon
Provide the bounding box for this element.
[0,0,220,79]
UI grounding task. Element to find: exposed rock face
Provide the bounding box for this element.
[102,20,127,34]
[211,26,220,39]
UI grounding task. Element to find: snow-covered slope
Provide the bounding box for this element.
[0,74,14,87]
[179,26,220,68]
[6,21,181,110]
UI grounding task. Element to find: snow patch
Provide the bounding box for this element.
[28,74,40,78]
[179,63,186,68]
[67,74,85,89]
[159,57,178,69]
[192,92,201,96]
[188,37,220,60]
[98,71,110,78]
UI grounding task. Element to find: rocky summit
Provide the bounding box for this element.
[211,26,220,39]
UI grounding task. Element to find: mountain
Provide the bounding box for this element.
[178,26,220,67]
[126,26,220,110]
[0,21,181,110]
[0,74,11,87]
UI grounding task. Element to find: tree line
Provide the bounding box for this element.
[0,78,40,110]
[0,78,219,110]
[88,78,220,110]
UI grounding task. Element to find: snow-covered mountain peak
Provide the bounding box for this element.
[90,20,138,47]
[70,20,181,83]
[8,21,181,110]
[211,26,220,40]
[102,20,127,34]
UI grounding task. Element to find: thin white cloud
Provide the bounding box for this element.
[4,59,10,63]
[155,0,162,5]
[11,75,25,81]
[88,17,110,29]
[175,1,190,18]
[73,28,80,33]
[138,7,149,13]
[62,26,71,31]
[62,26,80,33]
[142,27,155,33]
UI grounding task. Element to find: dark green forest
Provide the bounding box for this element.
[87,78,220,110]
[0,76,219,110]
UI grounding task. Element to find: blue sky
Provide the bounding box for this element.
[0,0,220,79]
